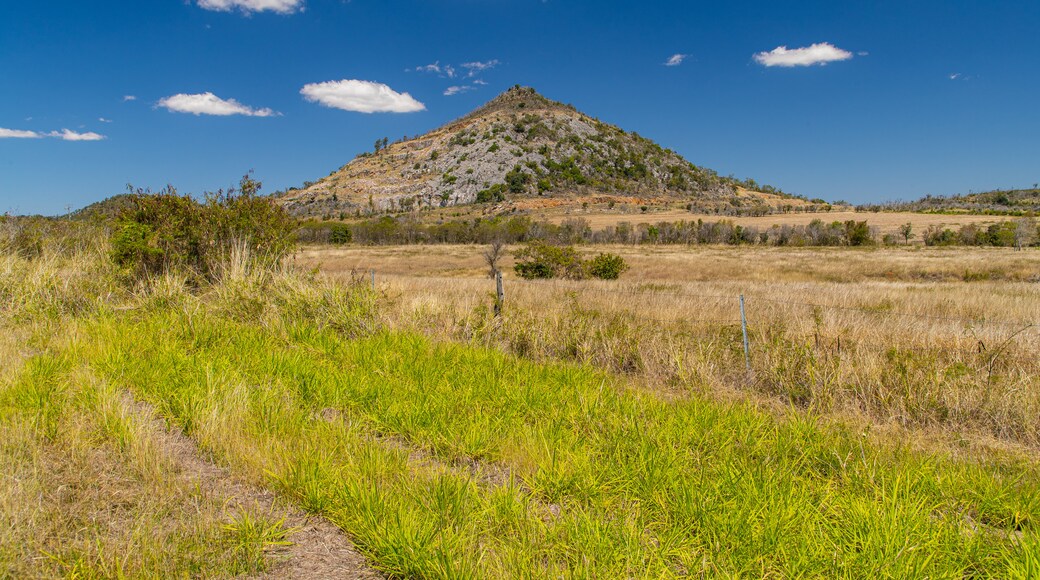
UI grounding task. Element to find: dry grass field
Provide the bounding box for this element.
[535,209,1006,235]
[299,244,1040,451]
[4,235,1040,576]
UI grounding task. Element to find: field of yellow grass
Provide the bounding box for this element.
[3,233,1039,576]
[299,243,1040,451]
[535,209,1006,234]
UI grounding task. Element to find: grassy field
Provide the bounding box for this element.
[537,210,1006,235]
[300,244,1040,450]
[3,237,1039,577]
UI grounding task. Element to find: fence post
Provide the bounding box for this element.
[739,294,751,372]
[370,269,375,292]
[494,271,504,317]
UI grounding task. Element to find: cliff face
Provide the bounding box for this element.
[278,86,738,218]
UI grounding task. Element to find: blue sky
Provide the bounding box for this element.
[2,0,1038,215]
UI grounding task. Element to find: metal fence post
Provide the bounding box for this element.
[370,269,375,292]
[740,294,751,372]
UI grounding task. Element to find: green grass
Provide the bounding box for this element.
[36,305,1035,578]
[0,352,290,578]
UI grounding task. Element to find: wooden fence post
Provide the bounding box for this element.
[494,271,504,317]
[740,294,751,372]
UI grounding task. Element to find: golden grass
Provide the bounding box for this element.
[2,235,1039,576]
[298,243,1040,449]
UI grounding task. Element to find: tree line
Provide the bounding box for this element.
[297,215,1039,248]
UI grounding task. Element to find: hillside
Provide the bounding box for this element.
[277,86,810,219]
[858,188,1040,215]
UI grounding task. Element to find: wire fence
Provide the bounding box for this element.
[368,269,1039,368]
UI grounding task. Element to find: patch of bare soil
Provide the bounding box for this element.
[121,395,383,579]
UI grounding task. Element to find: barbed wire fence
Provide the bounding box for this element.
[366,270,1039,371]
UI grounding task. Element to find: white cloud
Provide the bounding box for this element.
[444,85,477,96]
[196,0,304,14]
[300,80,425,113]
[753,42,853,67]
[949,73,962,80]
[416,62,442,74]
[664,53,688,67]
[472,79,488,86]
[98,117,113,123]
[0,127,106,141]
[157,92,278,116]
[0,128,41,139]
[123,95,137,101]
[461,60,499,77]
[48,129,105,141]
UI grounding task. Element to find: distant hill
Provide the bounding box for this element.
[67,194,136,222]
[276,86,812,219]
[858,188,1040,215]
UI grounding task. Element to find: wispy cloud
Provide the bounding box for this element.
[461,59,499,77]
[196,0,304,14]
[753,42,853,67]
[157,92,279,116]
[444,85,477,96]
[0,127,106,141]
[300,80,425,113]
[413,62,456,78]
[664,53,688,67]
[98,117,113,123]
[123,95,137,101]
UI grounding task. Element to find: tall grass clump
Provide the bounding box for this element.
[0,217,117,322]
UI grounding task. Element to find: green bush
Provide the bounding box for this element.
[475,184,508,204]
[111,174,296,282]
[328,224,353,245]
[587,253,629,280]
[513,243,628,280]
[505,166,532,193]
[513,241,586,280]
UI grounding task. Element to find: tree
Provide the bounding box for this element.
[483,239,505,278]
[899,222,915,245]
[1015,217,1037,250]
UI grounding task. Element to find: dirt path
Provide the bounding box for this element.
[120,394,383,579]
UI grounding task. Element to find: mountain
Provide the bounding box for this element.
[277,86,807,219]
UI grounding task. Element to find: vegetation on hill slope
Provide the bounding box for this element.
[277,86,810,218]
[859,187,1040,215]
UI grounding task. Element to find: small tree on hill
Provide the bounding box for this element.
[899,222,915,245]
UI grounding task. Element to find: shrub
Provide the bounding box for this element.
[476,184,508,204]
[329,224,353,245]
[111,174,296,282]
[505,166,531,193]
[587,253,628,280]
[513,241,586,280]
